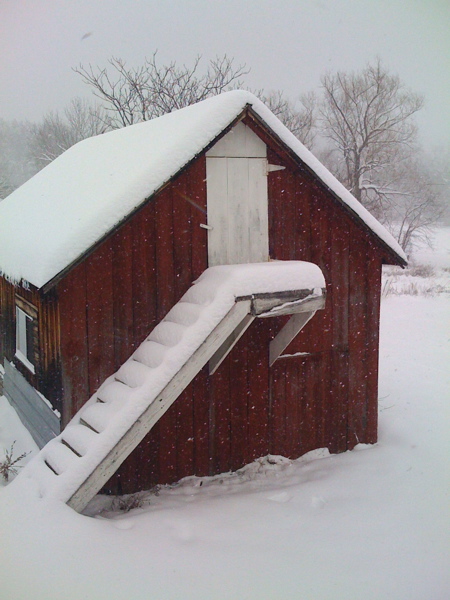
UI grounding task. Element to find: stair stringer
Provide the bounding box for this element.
[66,299,251,511]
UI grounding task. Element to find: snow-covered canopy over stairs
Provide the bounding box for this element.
[17,262,325,512]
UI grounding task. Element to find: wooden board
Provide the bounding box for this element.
[58,264,90,425]
[112,222,134,369]
[85,240,115,395]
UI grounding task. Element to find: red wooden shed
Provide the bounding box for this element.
[0,91,406,511]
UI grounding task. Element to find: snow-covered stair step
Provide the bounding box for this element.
[61,423,99,457]
[96,380,135,404]
[132,340,169,368]
[81,395,131,433]
[148,321,187,346]
[164,302,203,326]
[16,262,325,512]
[115,359,154,388]
[43,440,80,475]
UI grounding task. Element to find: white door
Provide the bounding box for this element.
[206,123,268,266]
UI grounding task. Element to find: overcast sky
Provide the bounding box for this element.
[1,0,449,150]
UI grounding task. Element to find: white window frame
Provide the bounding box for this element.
[15,305,36,374]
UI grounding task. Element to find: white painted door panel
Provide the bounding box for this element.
[206,122,269,266]
[248,158,269,262]
[206,157,229,266]
[206,156,268,266]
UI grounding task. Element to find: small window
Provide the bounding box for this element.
[15,301,37,374]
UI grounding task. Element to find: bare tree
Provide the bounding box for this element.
[30,97,108,169]
[74,53,249,128]
[258,90,317,148]
[424,145,450,225]
[313,59,447,250]
[319,59,424,209]
[378,152,444,251]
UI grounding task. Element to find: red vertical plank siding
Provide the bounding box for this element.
[111,222,134,369]
[174,384,195,480]
[347,232,369,448]
[365,244,382,444]
[246,319,270,462]
[267,149,287,259]
[132,201,157,344]
[152,188,177,483]
[301,355,320,454]
[210,353,232,475]
[327,210,350,453]
[331,210,350,350]
[328,350,349,453]
[280,168,297,260]
[318,349,332,450]
[58,264,89,424]
[189,157,208,280]
[185,157,210,477]
[294,174,311,261]
[192,367,210,477]
[269,359,287,456]
[172,170,196,479]
[155,188,175,319]
[282,359,301,458]
[229,336,249,471]
[172,172,194,298]
[309,187,332,353]
[85,240,115,395]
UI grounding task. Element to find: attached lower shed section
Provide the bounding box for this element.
[0,91,406,506]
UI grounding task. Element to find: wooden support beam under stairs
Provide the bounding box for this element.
[209,314,255,375]
[269,311,316,367]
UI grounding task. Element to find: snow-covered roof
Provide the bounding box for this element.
[0,90,406,288]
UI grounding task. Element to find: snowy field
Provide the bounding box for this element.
[0,229,449,600]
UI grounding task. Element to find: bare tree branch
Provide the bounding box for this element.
[74,53,249,128]
[29,98,108,169]
[258,89,317,148]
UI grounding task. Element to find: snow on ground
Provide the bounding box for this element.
[0,230,449,600]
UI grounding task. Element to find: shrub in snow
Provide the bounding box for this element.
[0,441,30,482]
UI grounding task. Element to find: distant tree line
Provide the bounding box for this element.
[0,54,447,252]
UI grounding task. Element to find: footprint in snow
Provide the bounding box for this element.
[267,491,292,503]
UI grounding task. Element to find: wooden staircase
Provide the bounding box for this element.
[17,263,325,513]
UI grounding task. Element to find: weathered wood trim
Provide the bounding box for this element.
[66,299,252,511]
[250,290,325,317]
[269,311,317,367]
[209,314,255,375]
